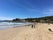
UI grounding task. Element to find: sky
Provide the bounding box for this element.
[0,0,53,20]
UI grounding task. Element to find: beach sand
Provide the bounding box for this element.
[0,23,53,40]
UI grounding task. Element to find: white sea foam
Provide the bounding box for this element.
[0,22,32,30]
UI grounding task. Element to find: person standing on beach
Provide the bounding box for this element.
[31,23,35,28]
[34,23,35,28]
[32,24,33,28]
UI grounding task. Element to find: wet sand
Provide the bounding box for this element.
[0,23,53,40]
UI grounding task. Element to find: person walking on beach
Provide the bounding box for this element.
[31,23,35,28]
[33,23,35,28]
[32,24,33,28]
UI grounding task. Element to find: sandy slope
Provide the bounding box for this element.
[0,23,53,40]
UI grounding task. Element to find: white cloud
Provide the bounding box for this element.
[0,17,14,20]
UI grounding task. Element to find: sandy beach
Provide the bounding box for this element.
[0,23,53,40]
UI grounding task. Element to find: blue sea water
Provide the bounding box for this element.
[0,22,32,30]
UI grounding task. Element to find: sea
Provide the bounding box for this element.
[0,22,32,30]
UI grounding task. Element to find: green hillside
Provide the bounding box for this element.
[12,16,53,23]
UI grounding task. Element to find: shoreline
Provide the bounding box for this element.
[0,23,53,40]
[0,22,33,30]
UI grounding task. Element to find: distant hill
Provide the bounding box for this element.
[0,16,53,23]
[24,16,53,23]
[12,18,25,22]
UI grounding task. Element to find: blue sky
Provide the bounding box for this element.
[0,0,53,20]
